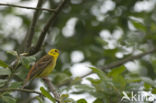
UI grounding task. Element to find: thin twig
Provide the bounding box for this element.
[29,0,68,55]
[42,77,60,103]
[25,0,43,51]
[0,2,55,12]
[0,88,42,95]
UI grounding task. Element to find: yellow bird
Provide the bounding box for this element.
[22,49,59,88]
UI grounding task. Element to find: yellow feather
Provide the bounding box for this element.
[38,56,57,77]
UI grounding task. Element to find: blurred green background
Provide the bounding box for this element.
[0,0,156,103]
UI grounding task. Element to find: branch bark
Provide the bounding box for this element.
[0,2,55,12]
[24,0,43,51]
[29,0,68,55]
[42,77,60,103]
[102,48,156,70]
[0,88,42,96]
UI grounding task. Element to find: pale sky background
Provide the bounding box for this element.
[0,0,156,103]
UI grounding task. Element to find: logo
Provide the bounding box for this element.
[121,91,156,102]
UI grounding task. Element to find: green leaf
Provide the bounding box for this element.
[107,66,126,77]
[95,37,108,45]
[141,77,156,87]
[0,79,7,87]
[61,94,69,98]
[87,78,101,84]
[9,82,22,88]
[21,56,36,69]
[93,99,103,103]
[74,84,94,93]
[77,99,87,103]
[107,66,127,90]
[89,67,108,81]
[144,82,151,91]
[40,87,56,103]
[61,94,74,102]
[89,67,122,95]
[71,77,82,85]
[0,68,11,76]
[63,98,74,103]
[126,76,141,83]
[130,20,146,31]
[1,96,16,103]
[0,60,9,68]
[112,75,126,89]
[152,88,156,94]
[53,72,72,85]
[36,96,44,103]
[7,50,18,56]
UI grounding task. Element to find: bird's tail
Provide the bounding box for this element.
[21,74,30,89]
[21,79,28,89]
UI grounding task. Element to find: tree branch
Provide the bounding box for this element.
[102,48,156,70]
[57,48,156,87]
[0,88,42,96]
[0,2,55,12]
[29,0,68,55]
[42,77,60,103]
[25,0,43,51]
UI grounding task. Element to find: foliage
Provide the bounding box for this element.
[40,87,56,103]
[0,0,156,103]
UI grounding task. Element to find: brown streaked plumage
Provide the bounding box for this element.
[22,49,59,89]
[22,55,53,88]
[26,55,53,81]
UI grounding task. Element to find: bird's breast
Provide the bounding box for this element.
[38,59,56,77]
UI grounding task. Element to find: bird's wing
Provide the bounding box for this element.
[27,55,53,80]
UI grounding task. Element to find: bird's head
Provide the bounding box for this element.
[48,49,59,57]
